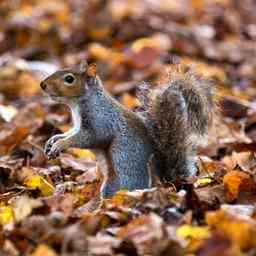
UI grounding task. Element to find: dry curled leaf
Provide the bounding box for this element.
[223,170,256,202]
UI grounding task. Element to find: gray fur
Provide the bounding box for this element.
[140,70,214,181]
[42,64,214,197]
[48,76,153,197]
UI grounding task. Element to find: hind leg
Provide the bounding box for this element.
[101,176,120,198]
[95,149,121,198]
[110,138,151,192]
[100,137,152,197]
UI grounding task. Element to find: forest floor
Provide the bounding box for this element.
[0,0,256,255]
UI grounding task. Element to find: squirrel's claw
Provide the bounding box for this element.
[45,142,59,159]
[44,135,59,157]
[45,137,71,159]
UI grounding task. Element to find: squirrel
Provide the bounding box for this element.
[40,61,215,198]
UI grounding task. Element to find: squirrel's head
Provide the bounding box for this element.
[40,61,98,102]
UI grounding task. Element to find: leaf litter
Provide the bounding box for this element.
[0,0,256,255]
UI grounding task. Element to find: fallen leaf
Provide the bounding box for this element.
[196,232,243,256]
[131,34,171,53]
[59,153,96,173]
[194,176,215,188]
[0,105,17,122]
[117,213,167,255]
[30,244,57,256]
[0,63,40,99]
[176,224,211,253]
[223,170,256,202]
[121,93,139,109]
[0,127,28,155]
[71,148,96,160]
[44,193,78,217]
[107,190,136,208]
[24,175,54,197]
[0,204,14,226]
[222,151,256,171]
[206,209,256,250]
[10,195,42,222]
[88,234,118,255]
[130,47,159,69]
[221,204,255,219]
[176,225,211,240]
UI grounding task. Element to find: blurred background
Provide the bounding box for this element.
[0,0,255,92]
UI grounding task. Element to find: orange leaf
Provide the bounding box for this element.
[206,209,256,250]
[223,170,256,202]
[0,126,28,155]
[121,93,139,109]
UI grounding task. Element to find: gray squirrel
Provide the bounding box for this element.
[40,61,215,197]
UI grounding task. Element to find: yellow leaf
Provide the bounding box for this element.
[0,205,14,225]
[108,190,136,207]
[30,244,57,256]
[38,20,52,32]
[24,175,54,197]
[194,176,214,188]
[179,57,227,81]
[71,148,96,160]
[176,225,211,240]
[131,34,171,53]
[88,43,110,60]
[131,38,157,53]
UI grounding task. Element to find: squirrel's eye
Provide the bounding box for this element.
[64,74,75,84]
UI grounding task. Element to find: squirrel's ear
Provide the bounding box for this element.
[77,60,88,74]
[86,63,97,77]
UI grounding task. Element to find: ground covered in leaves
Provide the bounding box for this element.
[0,0,256,255]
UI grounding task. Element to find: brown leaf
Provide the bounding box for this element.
[117,213,168,255]
[129,47,160,69]
[44,193,78,217]
[88,234,118,255]
[59,153,96,173]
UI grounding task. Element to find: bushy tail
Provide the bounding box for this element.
[138,65,216,181]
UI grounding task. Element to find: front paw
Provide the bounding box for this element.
[44,135,63,156]
[45,137,71,159]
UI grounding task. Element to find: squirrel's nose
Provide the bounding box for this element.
[40,81,47,90]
